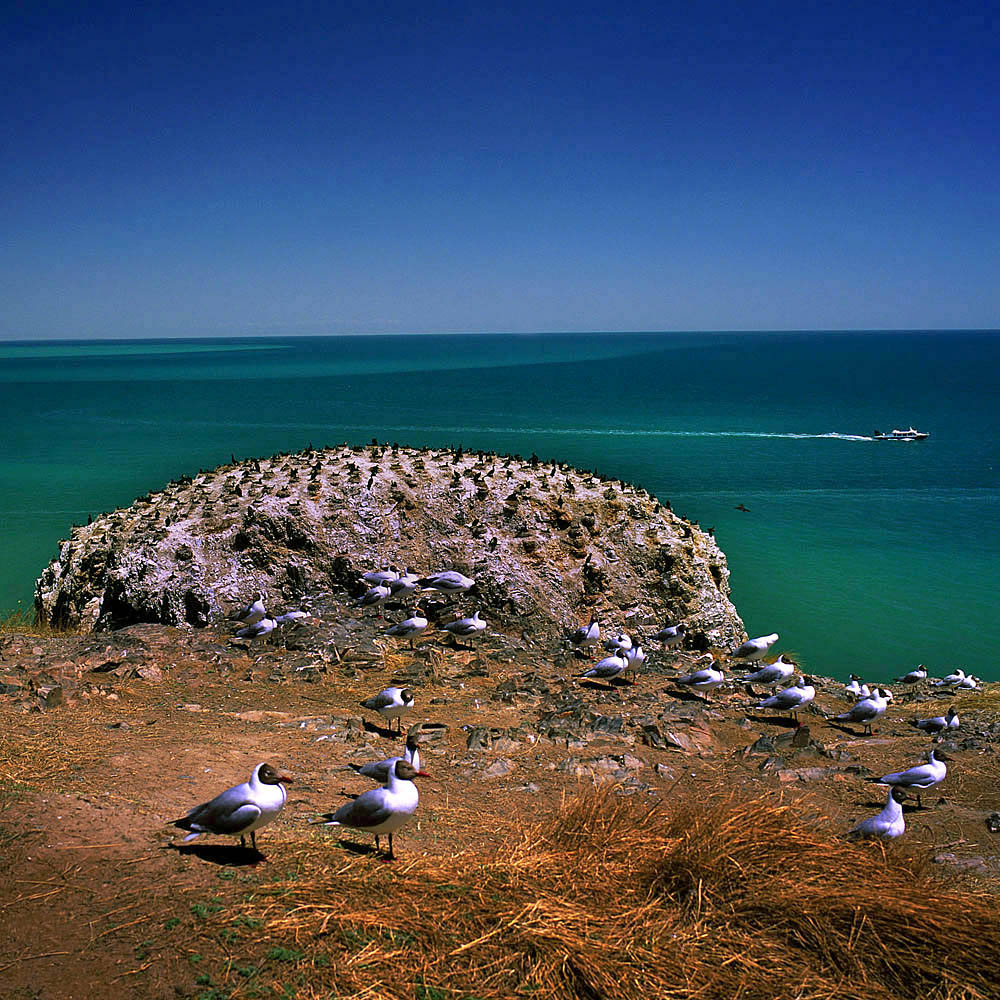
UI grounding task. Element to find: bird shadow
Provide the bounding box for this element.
[362,720,402,739]
[666,687,710,703]
[163,842,265,866]
[745,714,801,729]
[581,678,632,691]
[333,837,380,857]
[825,722,876,737]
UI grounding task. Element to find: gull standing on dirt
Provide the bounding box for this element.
[388,570,421,601]
[580,650,629,683]
[755,676,815,719]
[742,654,797,687]
[895,665,928,684]
[317,759,426,860]
[844,674,865,698]
[602,632,633,653]
[356,581,392,616]
[350,724,424,783]
[832,688,888,735]
[441,610,487,643]
[651,622,686,648]
[674,664,726,699]
[569,617,601,652]
[848,788,908,840]
[417,570,475,596]
[909,707,959,735]
[625,644,645,672]
[235,617,277,641]
[384,609,428,648]
[730,633,779,665]
[878,749,949,808]
[363,568,399,586]
[232,592,267,627]
[170,762,292,852]
[361,686,415,733]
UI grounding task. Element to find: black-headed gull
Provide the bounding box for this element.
[580,651,628,683]
[350,725,423,782]
[235,617,277,641]
[909,706,959,735]
[388,571,420,600]
[569,617,600,651]
[879,749,949,808]
[602,632,633,653]
[730,633,779,664]
[934,668,967,688]
[318,758,426,860]
[650,622,686,648]
[741,654,796,687]
[417,571,475,595]
[384,609,428,648]
[895,664,927,684]
[441,611,487,642]
[849,787,907,839]
[170,762,292,851]
[675,664,726,699]
[232,593,267,627]
[755,676,815,719]
[832,688,888,735]
[363,568,399,586]
[356,581,392,615]
[361,686,415,733]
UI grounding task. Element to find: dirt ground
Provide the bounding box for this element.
[3,624,999,999]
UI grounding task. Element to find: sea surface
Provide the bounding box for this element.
[2,330,997,683]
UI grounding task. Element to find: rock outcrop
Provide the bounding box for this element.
[34,443,744,646]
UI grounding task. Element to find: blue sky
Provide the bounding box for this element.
[2,0,997,338]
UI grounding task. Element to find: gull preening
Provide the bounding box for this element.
[730,633,779,664]
[910,706,959,735]
[849,787,907,840]
[170,762,292,852]
[879,749,949,808]
[755,676,815,719]
[361,686,415,733]
[318,758,426,860]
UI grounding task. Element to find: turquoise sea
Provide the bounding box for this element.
[2,331,997,682]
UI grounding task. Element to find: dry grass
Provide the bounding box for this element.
[223,785,1000,1000]
[0,606,74,637]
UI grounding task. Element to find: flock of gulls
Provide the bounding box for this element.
[171,568,982,861]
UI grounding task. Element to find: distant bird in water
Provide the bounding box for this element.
[170,762,292,852]
[734,504,750,512]
[848,788,907,840]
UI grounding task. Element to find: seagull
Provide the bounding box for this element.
[170,762,292,852]
[417,571,475,595]
[934,668,967,688]
[317,759,426,860]
[361,686,415,733]
[650,623,686,648]
[602,632,633,653]
[910,706,959,735]
[832,688,888,735]
[730,633,779,665]
[625,645,646,672]
[849,787,907,840]
[388,570,420,601]
[350,724,423,782]
[356,581,392,615]
[441,610,487,642]
[384,609,428,648]
[844,674,865,698]
[755,676,815,719]
[895,664,927,684]
[235,617,277,641]
[363,568,399,586]
[879,749,949,808]
[956,674,982,690]
[569,617,601,651]
[232,593,267,627]
[741,654,797,687]
[580,651,629,683]
[274,609,310,625]
[674,664,726,699]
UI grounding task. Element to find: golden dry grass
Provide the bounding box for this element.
[223,785,1000,1000]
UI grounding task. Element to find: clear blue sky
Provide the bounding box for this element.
[2,0,997,338]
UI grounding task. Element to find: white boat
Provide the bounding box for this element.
[872,427,929,441]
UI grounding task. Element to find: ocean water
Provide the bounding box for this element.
[1,330,997,682]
